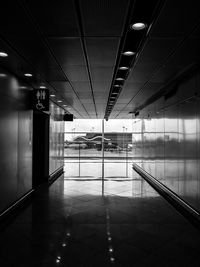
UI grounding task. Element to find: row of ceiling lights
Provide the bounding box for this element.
[0,50,69,109]
[105,22,147,120]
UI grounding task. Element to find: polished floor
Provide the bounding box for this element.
[1,173,200,267]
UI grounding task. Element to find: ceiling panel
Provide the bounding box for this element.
[80,0,130,36]
[93,82,110,92]
[95,98,108,103]
[24,0,79,37]
[50,81,75,104]
[151,1,200,38]
[85,38,120,66]
[63,66,89,82]
[128,38,181,83]
[81,99,95,104]
[48,38,85,66]
[90,67,114,81]
[0,2,37,35]
[72,82,91,92]
[46,68,66,82]
[78,92,93,98]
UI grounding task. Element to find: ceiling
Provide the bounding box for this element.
[0,0,199,119]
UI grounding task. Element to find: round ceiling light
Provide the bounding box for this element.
[119,66,128,70]
[0,51,8,57]
[24,73,33,77]
[116,78,124,81]
[123,51,135,56]
[130,22,147,30]
[57,100,62,103]
[50,94,56,97]
[39,85,46,89]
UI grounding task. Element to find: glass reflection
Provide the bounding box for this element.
[132,95,200,211]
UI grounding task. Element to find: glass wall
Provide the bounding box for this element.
[132,70,200,212]
[64,119,133,179]
[49,102,65,176]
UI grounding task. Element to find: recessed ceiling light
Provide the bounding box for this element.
[24,73,33,77]
[116,78,124,81]
[114,84,120,87]
[57,100,62,103]
[130,22,147,30]
[50,94,56,97]
[39,85,46,89]
[63,105,67,107]
[119,66,129,70]
[123,51,135,56]
[0,51,8,57]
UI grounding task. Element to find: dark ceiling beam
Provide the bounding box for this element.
[104,0,136,120]
[110,0,166,120]
[115,17,200,118]
[74,0,98,118]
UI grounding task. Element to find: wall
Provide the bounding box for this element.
[132,70,200,212]
[49,102,64,176]
[0,69,32,213]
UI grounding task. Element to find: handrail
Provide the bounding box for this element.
[132,162,200,228]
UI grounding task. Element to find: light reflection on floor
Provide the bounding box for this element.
[64,159,158,198]
[64,158,200,211]
[63,179,158,198]
[1,168,200,266]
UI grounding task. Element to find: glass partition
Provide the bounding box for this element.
[64,119,134,180]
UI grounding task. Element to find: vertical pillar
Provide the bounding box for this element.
[79,143,81,177]
[102,119,105,194]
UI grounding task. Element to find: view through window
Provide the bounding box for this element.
[64,119,133,180]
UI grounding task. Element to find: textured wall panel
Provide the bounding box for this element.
[132,70,200,212]
[0,71,32,213]
[49,102,64,175]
